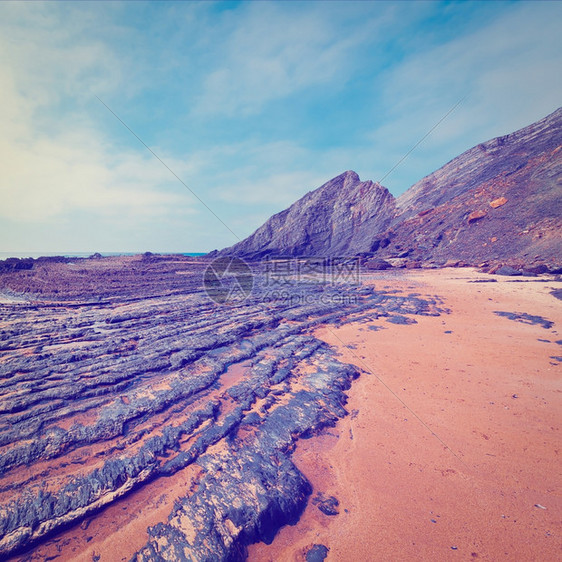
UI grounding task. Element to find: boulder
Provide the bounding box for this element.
[495,265,522,276]
[467,210,488,223]
[385,257,408,268]
[490,197,508,208]
[312,493,339,516]
[306,544,329,562]
[364,259,392,271]
[522,264,549,275]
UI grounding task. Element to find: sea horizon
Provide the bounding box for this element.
[0,251,207,260]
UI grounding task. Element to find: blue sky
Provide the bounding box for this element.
[1,0,561,254]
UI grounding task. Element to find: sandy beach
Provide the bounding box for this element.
[249,268,562,561]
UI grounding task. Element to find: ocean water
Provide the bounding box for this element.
[0,252,207,260]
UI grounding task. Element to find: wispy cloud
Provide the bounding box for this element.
[0,3,200,250]
[193,2,386,117]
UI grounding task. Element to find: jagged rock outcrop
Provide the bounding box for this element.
[217,107,562,268]
[216,171,396,259]
[0,256,442,559]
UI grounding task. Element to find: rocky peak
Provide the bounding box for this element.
[217,170,396,259]
[342,169,360,187]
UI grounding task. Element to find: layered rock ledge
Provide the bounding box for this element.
[0,255,441,559]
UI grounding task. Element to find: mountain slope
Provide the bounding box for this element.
[382,107,562,265]
[217,107,562,266]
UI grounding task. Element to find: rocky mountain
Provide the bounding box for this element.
[217,107,562,268]
[217,171,396,259]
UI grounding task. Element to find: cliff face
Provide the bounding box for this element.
[383,107,562,266]
[218,107,562,267]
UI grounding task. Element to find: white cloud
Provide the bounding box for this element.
[1,1,560,254]
[0,4,198,234]
[199,137,350,210]
[0,133,195,223]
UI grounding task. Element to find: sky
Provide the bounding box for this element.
[1,0,561,255]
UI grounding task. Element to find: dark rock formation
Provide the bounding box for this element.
[551,288,562,301]
[364,259,392,271]
[0,258,34,273]
[495,265,522,276]
[312,492,340,516]
[494,311,554,330]
[216,171,396,259]
[306,544,329,561]
[217,108,562,268]
[0,256,443,559]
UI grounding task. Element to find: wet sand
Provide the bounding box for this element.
[249,268,562,561]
